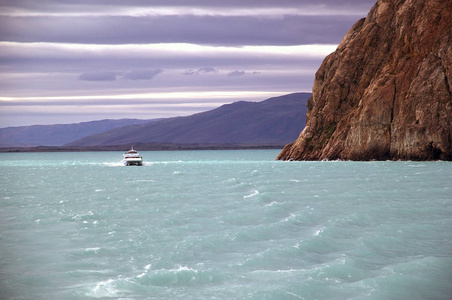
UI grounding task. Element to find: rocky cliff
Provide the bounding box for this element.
[278,0,452,161]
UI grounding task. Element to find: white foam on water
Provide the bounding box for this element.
[103,161,124,167]
[88,278,119,298]
[282,213,297,222]
[85,247,100,253]
[136,263,153,278]
[286,291,304,299]
[313,227,325,237]
[244,189,259,198]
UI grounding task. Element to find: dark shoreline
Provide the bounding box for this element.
[0,143,285,153]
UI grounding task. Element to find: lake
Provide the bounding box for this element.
[1,150,451,299]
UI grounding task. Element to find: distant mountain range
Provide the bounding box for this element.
[0,119,152,147]
[0,93,310,149]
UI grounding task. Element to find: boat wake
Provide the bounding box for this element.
[102,162,124,167]
[103,161,153,167]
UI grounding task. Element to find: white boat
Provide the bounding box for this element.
[122,147,143,166]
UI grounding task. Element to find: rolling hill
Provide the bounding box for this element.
[68,93,310,147]
[0,119,152,147]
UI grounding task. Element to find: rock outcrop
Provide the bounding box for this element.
[278,0,452,161]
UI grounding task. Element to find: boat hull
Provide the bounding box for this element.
[123,159,143,166]
[122,147,144,166]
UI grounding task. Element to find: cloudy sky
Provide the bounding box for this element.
[0,0,376,127]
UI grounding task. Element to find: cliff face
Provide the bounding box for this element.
[278,0,452,161]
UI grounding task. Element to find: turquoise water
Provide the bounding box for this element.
[1,150,451,299]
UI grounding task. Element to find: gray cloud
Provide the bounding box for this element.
[183,67,218,76]
[227,70,245,77]
[123,69,163,80]
[0,0,376,14]
[0,42,331,73]
[227,70,262,77]
[77,69,163,82]
[0,0,377,127]
[0,14,368,46]
[78,71,118,81]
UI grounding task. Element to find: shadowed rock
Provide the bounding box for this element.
[278,0,452,161]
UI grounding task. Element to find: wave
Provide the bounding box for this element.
[244,189,259,199]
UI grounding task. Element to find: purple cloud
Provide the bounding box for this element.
[227,70,261,77]
[183,67,218,75]
[0,15,367,46]
[0,0,377,127]
[78,71,118,81]
[123,69,163,80]
[227,70,245,77]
